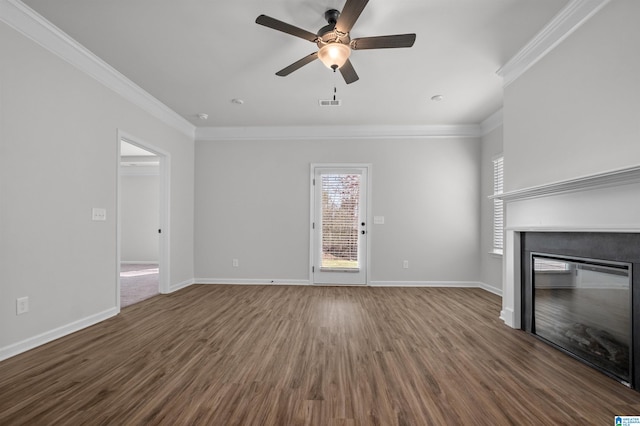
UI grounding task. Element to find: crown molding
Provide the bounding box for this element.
[480,109,503,136]
[0,0,195,138]
[490,164,640,202]
[196,124,482,142]
[497,0,611,87]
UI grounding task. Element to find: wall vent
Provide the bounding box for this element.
[319,99,342,107]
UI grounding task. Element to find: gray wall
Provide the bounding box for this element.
[503,0,640,192]
[194,138,481,284]
[0,22,194,353]
[480,125,503,293]
[121,173,160,263]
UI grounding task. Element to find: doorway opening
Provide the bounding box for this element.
[117,132,170,309]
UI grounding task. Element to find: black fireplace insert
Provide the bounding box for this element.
[521,232,640,389]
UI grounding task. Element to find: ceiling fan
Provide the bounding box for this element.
[256,0,416,84]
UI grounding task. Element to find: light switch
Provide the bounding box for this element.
[92,208,107,221]
[373,216,385,225]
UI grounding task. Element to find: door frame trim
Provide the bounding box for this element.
[117,130,171,311]
[309,163,372,285]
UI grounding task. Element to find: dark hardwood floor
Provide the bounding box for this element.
[1,285,639,425]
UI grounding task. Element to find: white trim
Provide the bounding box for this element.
[491,164,640,202]
[194,279,500,292]
[119,166,160,177]
[500,307,515,325]
[196,124,482,141]
[497,0,611,87]
[309,168,315,285]
[502,230,522,329]
[480,109,503,136]
[506,226,640,233]
[369,281,484,288]
[195,279,310,286]
[169,278,196,292]
[0,0,195,138]
[0,307,118,362]
[121,260,159,265]
[479,282,503,296]
[310,164,372,286]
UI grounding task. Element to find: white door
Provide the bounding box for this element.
[312,165,368,285]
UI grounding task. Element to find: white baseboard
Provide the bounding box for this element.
[369,280,484,288]
[196,278,310,286]
[369,281,502,296]
[121,261,159,265]
[478,282,503,296]
[194,280,501,294]
[500,308,518,329]
[0,307,118,362]
[168,278,195,293]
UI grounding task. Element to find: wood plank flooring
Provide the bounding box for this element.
[1,285,639,425]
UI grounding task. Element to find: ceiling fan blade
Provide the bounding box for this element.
[351,34,416,50]
[335,0,369,34]
[339,59,359,84]
[256,15,318,42]
[276,52,319,76]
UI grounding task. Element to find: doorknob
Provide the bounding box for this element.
[361,230,366,235]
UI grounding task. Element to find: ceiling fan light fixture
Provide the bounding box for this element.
[318,42,351,70]
[256,0,416,84]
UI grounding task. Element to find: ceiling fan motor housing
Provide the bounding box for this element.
[324,9,340,25]
[317,9,351,48]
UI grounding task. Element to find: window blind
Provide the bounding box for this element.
[321,174,360,269]
[534,258,570,272]
[493,156,504,253]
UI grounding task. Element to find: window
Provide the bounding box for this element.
[320,173,361,270]
[492,156,504,254]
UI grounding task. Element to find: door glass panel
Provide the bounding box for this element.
[320,174,360,270]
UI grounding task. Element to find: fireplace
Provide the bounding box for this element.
[521,232,640,387]
[499,166,640,389]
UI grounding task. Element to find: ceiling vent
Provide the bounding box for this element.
[319,99,342,107]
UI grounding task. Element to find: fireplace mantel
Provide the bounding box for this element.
[491,164,640,203]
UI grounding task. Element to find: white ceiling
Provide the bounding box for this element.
[21,0,568,128]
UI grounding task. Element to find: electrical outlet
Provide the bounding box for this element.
[16,297,29,315]
[232,258,239,267]
[92,208,107,221]
[403,260,409,269]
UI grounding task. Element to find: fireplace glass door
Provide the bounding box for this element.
[532,254,631,383]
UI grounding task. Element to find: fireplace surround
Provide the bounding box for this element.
[521,232,640,387]
[498,165,640,389]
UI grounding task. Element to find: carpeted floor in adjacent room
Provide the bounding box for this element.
[120,263,159,308]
